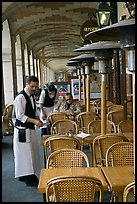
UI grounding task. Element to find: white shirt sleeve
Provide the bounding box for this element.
[14,94,28,123]
[39,90,45,104]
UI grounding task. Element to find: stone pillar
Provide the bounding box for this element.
[15,35,23,92]
[2,20,14,104]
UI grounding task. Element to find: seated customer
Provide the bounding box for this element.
[53,92,82,119]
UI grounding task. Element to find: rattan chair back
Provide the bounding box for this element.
[107,104,123,113]
[106,142,134,166]
[2,103,14,134]
[43,135,81,160]
[92,133,129,167]
[47,148,90,168]
[92,99,113,115]
[76,111,97,133]
[46,176,103,202]
[117,119,133,133]
[51,119,78,135]
[88,120,116,134]
[123,181,135,202]
[107,109,125,127]
[47,112,68,125]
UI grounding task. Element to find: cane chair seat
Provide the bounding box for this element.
[92,133,129,167]
[117,119,133,133]
[88,120,116,134]
[123,181,135,202]
[47,112,68,125]
[46,176,103,202]
[43,135,81,160]
[51,119,78,135]
[47,148,90,168]
[76,111,97,133]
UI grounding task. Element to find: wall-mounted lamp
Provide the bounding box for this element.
[96,2,112,28]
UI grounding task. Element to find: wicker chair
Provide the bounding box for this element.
[46,176,103,202]
[117,119,133,134]
[92,99,113,116]
[51,119,78,135]
[106,142,134,202]
[92,133,129,167]
[88,119,117,134]
[106,142,134,167]
[47,148,90,168]
[123,181,135,202]
[2,103,14,135]
[76,111,97,133]
[43,135,81,161]
[47,112,68,125]
[107,109,125,131]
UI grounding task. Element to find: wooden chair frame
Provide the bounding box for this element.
[76,111,97,133]
[46,176,103,202]
[51,119,78,135]
[47,112,68,125]
[2,103,14,135]
[88,119,117,134]
[123,181,135,202]
[43,135,81,161]
[117,119,133,133]
[106,142,134,167]
[92,133,129,167]
[46,148,90,168]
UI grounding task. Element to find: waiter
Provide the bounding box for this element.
[39,84,59,120]
[13,75,43,187]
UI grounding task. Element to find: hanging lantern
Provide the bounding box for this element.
[96,2,111,28]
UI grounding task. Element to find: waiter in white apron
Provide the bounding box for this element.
[13,76,43,187]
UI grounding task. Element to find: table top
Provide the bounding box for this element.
[101,166,135,192]
[37,167,109,193]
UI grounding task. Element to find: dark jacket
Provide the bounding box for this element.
[43,89,57,107]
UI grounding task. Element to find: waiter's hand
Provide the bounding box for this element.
[35,119,43,128]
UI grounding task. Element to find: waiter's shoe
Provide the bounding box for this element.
[19,176,27,182]
[25,174,39,187]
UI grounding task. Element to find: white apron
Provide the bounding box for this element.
[13,127,41,178]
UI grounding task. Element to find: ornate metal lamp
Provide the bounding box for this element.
[96,2,112,28]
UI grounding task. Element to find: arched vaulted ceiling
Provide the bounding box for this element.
[2,2,98,73]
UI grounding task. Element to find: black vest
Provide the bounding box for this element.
[15,90,36,129]
[43,89,57,107]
